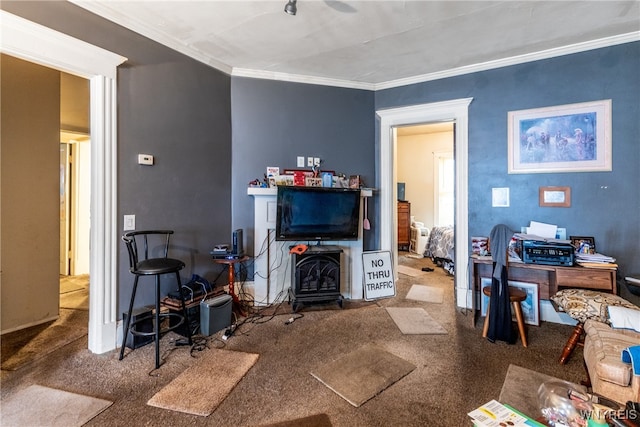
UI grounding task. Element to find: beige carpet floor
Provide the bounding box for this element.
[405,284,444,303]
[1,309,88,371]
[1,254,591,426]
[396,265,424,277]
[0,384,112,427]
[257,413,332,427]
[148,348,259,416]
[385,307,448,334]
[59,275,89,311]
[310,343,416,407]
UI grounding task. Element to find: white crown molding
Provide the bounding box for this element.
[69,0,233,75]
[231,68,375,91]
[374,32,640,91]
[185,30,640,91]
[66,2,640,90]
[0,10,127,79]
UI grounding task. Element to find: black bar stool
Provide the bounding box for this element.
[119,230,193,369]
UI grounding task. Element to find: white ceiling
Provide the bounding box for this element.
[71,1,639,90]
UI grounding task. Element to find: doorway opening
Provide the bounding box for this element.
[395,122,455,273]
[395,122,455,245]
[376,98,472,308]
[60,131,91,312]
[2,10,126,353]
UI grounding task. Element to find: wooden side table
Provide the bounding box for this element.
[214,255,249,315]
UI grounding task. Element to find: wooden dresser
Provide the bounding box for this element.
[397,201,411,250]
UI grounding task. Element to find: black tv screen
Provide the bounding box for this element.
[276,186,361,241]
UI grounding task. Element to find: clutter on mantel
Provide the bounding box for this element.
[248,165,366,190]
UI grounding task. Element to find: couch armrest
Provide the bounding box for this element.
[584,320,640,403]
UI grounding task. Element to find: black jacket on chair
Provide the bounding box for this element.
[486,224,516,344]
[487,263,515,344]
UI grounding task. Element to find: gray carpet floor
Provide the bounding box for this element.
[0,255,587,426]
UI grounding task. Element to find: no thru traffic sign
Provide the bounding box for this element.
[362,250,395,301]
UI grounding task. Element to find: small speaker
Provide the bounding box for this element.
[169,304,200,337]
[123,306,154,349]
[232,228,244,256]
[200,294,233,336]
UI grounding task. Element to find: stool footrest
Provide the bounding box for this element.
[129,312,185,337]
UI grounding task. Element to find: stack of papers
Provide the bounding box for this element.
[515,221,570,244]
[575,252,617,269]
[513,233,571,245]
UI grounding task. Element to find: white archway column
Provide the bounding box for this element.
[377,98,473,308]
[1,11,127,353]
[88,75,119,353]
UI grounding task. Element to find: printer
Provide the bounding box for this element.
[520,240,575,266]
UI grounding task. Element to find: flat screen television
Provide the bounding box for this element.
[276,186,361,241]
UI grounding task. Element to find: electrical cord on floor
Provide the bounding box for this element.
[189,335,210,355]
[284,313,304,325]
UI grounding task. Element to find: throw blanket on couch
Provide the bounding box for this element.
[622,345,640,376]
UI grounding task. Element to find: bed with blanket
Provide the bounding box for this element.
[424,225,455,274]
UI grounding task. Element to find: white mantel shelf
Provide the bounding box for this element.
[248,186,370,306]
[247,187,276,196]
[247,187,374,197]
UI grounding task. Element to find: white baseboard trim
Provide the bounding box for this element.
[458,288,472,309]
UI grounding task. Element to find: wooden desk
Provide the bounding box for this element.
[470,256,617,326]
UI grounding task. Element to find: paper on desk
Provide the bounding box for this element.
[528,221,557,239]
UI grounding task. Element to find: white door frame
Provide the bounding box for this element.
[1,11,127,353]
[377,98,473,308]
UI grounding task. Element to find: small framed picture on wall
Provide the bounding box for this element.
[570,236,596,254]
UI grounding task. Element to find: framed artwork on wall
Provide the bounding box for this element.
[480,278,540,326]
[539,186,571,207]
[507,99,612,174]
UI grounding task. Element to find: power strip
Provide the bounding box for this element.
[222,324,236,340]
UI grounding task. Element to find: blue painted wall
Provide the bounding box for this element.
[376,42,639,287]
[230,77,376,258]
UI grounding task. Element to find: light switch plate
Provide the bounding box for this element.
[124,214,135,231]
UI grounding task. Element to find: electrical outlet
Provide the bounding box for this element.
[137,154,154,165]
[297,156,305,167]
[307,157,314,167]
[314,157,321,166]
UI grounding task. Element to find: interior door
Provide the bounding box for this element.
[60,143,70,275]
